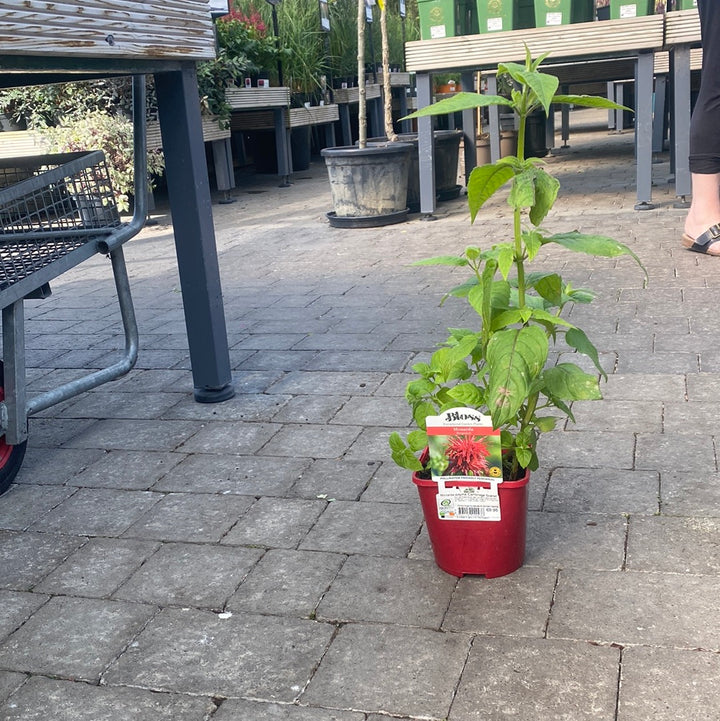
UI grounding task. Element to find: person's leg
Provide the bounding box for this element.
[684,0,720,253]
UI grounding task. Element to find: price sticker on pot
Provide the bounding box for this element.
[436,484,501,522]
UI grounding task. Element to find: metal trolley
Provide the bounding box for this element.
[0,77,149,494]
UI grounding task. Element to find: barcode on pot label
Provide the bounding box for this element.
[436,488,501,522]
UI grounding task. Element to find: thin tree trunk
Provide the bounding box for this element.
[380,2,396,141]
[357,0,366,148]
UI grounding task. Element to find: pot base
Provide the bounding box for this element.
[326,208,409,228]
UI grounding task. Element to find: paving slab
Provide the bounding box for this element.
[626,515,720,574]
[29,488,161,537]
[226,548,344,617]
[0,672,26,705]
[13,446,105,486]
[33,537,159,598]
[442,566,556,637]
[526,511,627,570]
[0,484,77,531]
[0,596,156,681]
[618,646,720,721]
[122,492,254,543]
[0,531,85,590]
[0,591,48,640]
[302,622,471,718]
[544,467,660,514]
[113,542,263,609]
[1,676,214,721]
[290,458,379,501]
[213,700,364,721]
[62,418,199,451]
[154,454,311,495]
[103,608,335,701]
[68,450,185,490]
[317,555,456,628]
[298,500,423,557]
[176,420,282,455]
[220,497,326,548]
[660,471,720,517]
[548,570,720,649]
[449,637,620,720]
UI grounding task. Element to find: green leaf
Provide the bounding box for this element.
[402,91,513,120]
[547,231,646,272]
[524,229,543,261]
[391,447,424,472]
[407,429,429,452]
[529,168,560,225]
[444,278,479,301]
[508,169,536,210]
[535,416,558,432]
[552,94,631,113]
[542,363,602,401]
[486,326,549,426]
[490,308,526,331]
[448,382,484,406]
[405,378,436,400]
[530,308,573,329]
[497,245,515,280]
[532,273,563,305]
[566,327,607,379]
[412,255,468,267]
[388,432,405,453]
[413,401,437,430]
[467,164,515,222]
[411,362,432,377]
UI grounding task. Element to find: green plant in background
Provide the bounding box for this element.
[197,50,252,126]
[43,112,165,214]
[389,50,646,481]
[0,78,154,130]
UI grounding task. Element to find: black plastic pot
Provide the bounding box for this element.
[367,130,463,212]
[321,143,413,228]
[524,111,549,159]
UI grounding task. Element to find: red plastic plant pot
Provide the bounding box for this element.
[412,470,530,578]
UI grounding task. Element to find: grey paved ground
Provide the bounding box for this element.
[1,108,719,720]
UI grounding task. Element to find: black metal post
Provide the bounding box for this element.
[154,64,234,403]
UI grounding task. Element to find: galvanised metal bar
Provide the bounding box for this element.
[460,70,476,185]
[2,301,26,446]
[416,71,436,218]
[25,245,139,417]
[154,63,234,403]
[634,52,654,210]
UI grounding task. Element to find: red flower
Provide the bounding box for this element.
[445,435,490,475]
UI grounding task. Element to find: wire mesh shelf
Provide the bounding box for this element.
[0,151,121,292]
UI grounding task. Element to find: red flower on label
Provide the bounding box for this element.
[445,435,490,475]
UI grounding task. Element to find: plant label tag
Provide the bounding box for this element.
[544,11,563,25]
[426,408,502,482]
[436,485,501,522]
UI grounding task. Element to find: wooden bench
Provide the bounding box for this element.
[405,14,667,214]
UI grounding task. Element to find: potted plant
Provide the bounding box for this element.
[389,50,646,578]
[320,0,413,227]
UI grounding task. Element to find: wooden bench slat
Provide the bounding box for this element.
[0,0,215,60]
[406,15,665,72]
[665,8,701,46]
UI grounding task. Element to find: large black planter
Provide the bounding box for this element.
[367,130,463,212]
[321,143,413,228]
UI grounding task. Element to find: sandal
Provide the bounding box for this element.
[682,224,720,255]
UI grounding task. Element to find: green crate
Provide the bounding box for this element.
[534,0,593,25]
[609,0,654,18]
[476,0,518,32]
[418,0,458,39]
[517,0,536,28]
[673,0,697,9]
